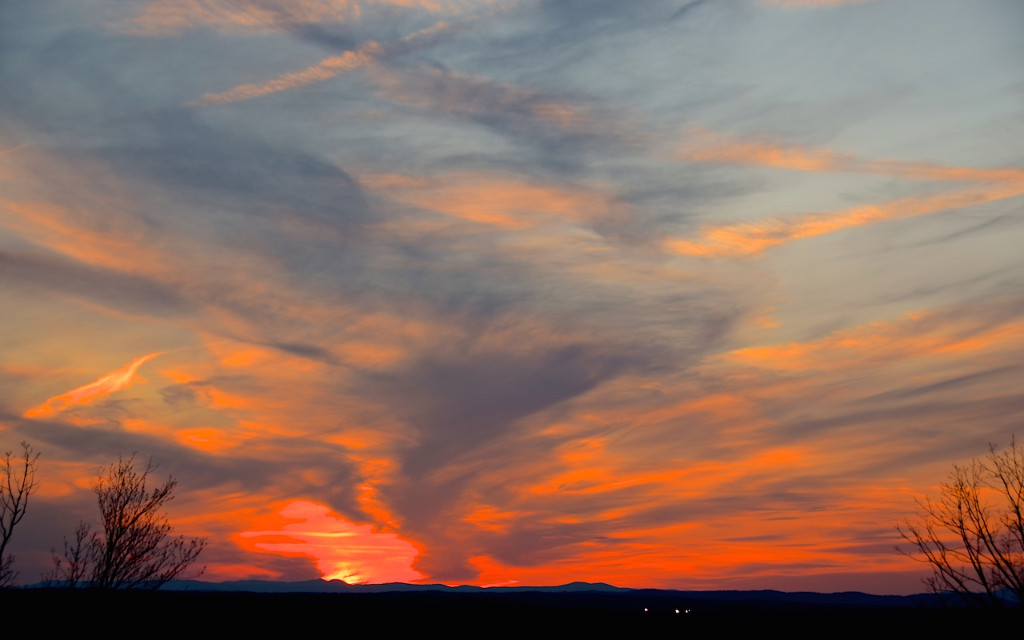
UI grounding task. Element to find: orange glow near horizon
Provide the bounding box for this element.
[237,500,424,584]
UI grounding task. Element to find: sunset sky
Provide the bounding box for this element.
[2,0,1023,594]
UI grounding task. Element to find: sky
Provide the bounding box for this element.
[1,0,1023,594]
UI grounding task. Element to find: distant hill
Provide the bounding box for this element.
[163,578,629,594]
[161,578,943,606]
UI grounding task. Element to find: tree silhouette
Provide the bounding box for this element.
[51,454,206,589]
[1,442,39,587]
[898,438,1024,606]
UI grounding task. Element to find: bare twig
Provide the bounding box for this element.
[898,437,1024,607]
[1,442,40,587]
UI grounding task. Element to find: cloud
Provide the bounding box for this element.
[382,295,1024,586]
[196,18,471,105]
[369,65,606,138]
[359,310,708,579]
[0,248,189,317]
[237,500,422,583]
[96,110,372,231]
[723,306,1024,372]
[669,129,1024,257]
[706,297,1024,455]
[678,128,1024,184]
[361,63,647,176]
[359,170,624,228]
[757,0,879,8]
[24,353,163,419]
[120,0,489,35]
[666,181,1024,257]
[122,0,367,35]
[197,43,383,105]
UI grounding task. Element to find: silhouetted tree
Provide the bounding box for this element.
[50,522,94,589]
[1,442,39,587]
[898,438,1024,607]
[51,454,206,589]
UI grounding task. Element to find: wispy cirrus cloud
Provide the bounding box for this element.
[757,0,880,8]
[120,0,490,35]
[723,305,1024,372]
[195,7,509,105]
[668,129,1024,257]
[24,353,162,419]
[358,170,624,228]
[678,128,1024,184]
[665,181,1024,258]
[196,41,386,105]
[369,65,607,138]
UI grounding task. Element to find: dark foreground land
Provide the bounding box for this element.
[3,588,1016,635]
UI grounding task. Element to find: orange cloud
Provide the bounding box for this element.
[0,200,158,273]
[198,45,381,105]
[197,19,460,105]
[237,500,423,583]
[359,170,623,228]
[724,309,1024,372]
[24,352,162,418]
[123,0,364,35]
[0,147,186,278]
[454,437,919,590]
[120,0,489,35]
[667,181,1024,257]
[679,127,1024,184]
[679,127,854,173]
[670,128,1024,257]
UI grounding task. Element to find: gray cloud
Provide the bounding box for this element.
[0,250,189,316]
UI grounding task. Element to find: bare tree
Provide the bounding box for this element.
[51,454,206,589]
[1,442,39,587]
[49,522,93,589]
[898,437,1024,607]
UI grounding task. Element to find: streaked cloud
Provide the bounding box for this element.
[757,0,879,8]
[669,129,1024,257]
[678,128,1024,184]
[24,353,162,419]
[121,0,491,35]
[358,170,624,227]
[197,42,385,105]
[369,65,606,138]
[666,181,1024,258]
[196,10,502,105]
[723,307,1024,372]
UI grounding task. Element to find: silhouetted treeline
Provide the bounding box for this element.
[0,589,1015,635]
